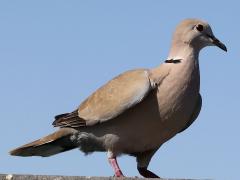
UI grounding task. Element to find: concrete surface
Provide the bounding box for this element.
[0,174,207,180]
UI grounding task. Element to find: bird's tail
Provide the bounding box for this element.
[9,128,78,157]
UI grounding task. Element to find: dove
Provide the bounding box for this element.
[10,19,227,178]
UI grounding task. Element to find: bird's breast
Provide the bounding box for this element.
[156,61,200,137]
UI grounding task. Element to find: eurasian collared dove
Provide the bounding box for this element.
[10,19,227,178]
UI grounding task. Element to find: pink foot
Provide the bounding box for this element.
[114,170,124,177]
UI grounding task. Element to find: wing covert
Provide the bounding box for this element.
[53,69,154,128]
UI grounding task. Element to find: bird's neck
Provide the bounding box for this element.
[167,41,200,62]
[164,42,200,91]
[150,42,201,86]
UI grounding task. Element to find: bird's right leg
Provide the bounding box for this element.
[137,167,159,178]
[107,151,124,177]
[136,148,160,178]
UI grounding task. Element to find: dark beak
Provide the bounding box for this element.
[207,34,227,52]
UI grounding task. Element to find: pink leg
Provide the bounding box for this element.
[108,157,124,177]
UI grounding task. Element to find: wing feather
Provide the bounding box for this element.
[53,69,154,128]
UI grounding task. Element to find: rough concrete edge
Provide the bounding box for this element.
[0,174,143,180]
[0,174,210,180]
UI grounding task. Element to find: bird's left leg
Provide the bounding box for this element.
[107,151,124,177]
[136,148,160,178]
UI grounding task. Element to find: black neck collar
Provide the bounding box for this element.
[165,59,182,64]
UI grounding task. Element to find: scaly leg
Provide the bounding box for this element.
[136,148,160,178]
[108,157,124,177]
[137,167,159,178]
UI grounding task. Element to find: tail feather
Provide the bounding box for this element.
[10,128,78,157]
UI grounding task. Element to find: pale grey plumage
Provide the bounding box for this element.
[10,18,227,178]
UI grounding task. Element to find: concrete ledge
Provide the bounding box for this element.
[0,174,204,180]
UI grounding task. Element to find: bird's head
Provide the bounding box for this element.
[172,19,227,52]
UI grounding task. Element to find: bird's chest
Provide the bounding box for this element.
[156,62,200,135]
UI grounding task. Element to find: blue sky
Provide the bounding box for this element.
[0,1,239,180]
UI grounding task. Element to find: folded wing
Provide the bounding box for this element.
[53,69,154,128]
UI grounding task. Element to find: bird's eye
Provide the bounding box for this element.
[195,24,204,32]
